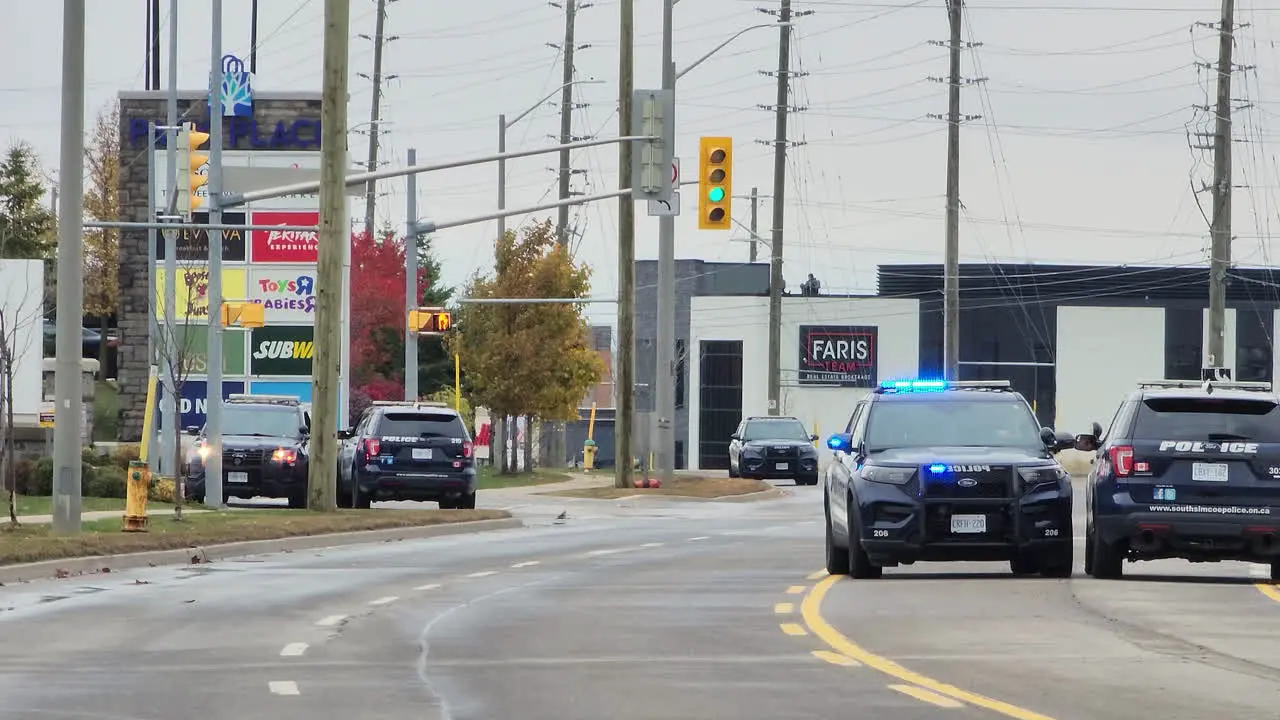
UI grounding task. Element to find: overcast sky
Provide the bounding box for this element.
[9,0,1280,325]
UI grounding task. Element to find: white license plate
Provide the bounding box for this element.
[412,448,432,461]
[775,462,789,470]
[228,472,248,483]
[950,514,987,534]
[1192,462,1228,483]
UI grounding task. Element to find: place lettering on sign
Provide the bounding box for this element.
[251,211,320,263]
[252,340,315,360]
[254,274,317,313]
[797,325,879,388]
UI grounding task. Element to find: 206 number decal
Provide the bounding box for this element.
[872,529,890,538]
[1043,528,1060,537]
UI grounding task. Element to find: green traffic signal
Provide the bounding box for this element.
[708,187,725,203]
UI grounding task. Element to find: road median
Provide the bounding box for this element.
[0,508,520,585]
[538,476,779,501]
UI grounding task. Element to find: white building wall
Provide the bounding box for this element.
[1054,306,1164,437]
[687,295,919,471]
[0,260,45,422]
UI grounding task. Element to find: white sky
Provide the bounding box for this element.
[8,0,1280,326]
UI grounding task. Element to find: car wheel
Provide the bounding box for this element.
[728,460,739,478]
[847,497,882,579]
[1087,526,1123,579]
[824,498,850,576]
[456,492,477,510]
[1083,531,1095,575]
[1039,545,1073,578]
[438,497,456,509]
[286,491,307,509]
[1009,555,1038,575]
[1271,560,1279,582]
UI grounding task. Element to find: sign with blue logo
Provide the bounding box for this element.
[219,54,254,117]
[158,380,246,429]
[250,380,313,403]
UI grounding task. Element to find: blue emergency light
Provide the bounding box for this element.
[879,379,948,392]
[928,463,948,474]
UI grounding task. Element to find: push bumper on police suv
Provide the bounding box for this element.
[854,463,1074,566]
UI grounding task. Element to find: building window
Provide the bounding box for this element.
[698,340,743,470]
[1236,308,1273,383]
[675,339,686,409]
[1164,307,1202,380]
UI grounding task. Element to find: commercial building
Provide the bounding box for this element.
[634,260,1280,472]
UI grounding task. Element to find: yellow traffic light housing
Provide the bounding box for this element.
[220,301,265,328]
[698,136,732,230]
[409,307,452,335]
[175,123,210,216]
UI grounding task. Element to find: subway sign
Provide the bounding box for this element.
[249,325,315,376]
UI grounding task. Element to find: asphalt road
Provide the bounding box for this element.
[0,478,1277,719]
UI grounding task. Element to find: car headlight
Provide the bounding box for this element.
[741,446,763,457]
[196,444,210,461]
[273,448,298,464]
[1018,465,1066,490]
[861,465,916,485]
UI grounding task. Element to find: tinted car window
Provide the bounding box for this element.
[742,419,810,442]
[865,400,1042,449]
[219,406,303,437]
[375,412,469,439]
[1131,397,1280,442]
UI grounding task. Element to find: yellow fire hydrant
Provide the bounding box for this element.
[123,460,150,532]
[582,439,598,470]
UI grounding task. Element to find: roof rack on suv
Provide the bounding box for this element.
[874,379,1012,394]
[371,400,453,409]
[1137,379,1273,392]
[226,393,301,406]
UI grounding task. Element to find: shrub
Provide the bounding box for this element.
[109,444,141,469]
[150,476,176,503]
[12,457,46,496]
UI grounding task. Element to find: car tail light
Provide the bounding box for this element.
[364,438,381,460]
[1109,445,1134,477]
[462,441,473,459]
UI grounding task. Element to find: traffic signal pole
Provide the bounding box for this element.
[654,0,676,486]
[206,0,227,509]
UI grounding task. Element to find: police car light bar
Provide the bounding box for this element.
[226,394,301,405]
[875,379,1011,393]
[1138,379,1273,391]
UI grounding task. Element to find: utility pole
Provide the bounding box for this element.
[749,187,759,262]
[555,0,578,247]
[361,0,394,240]
[764,0,807,416]
[159,0,178,481]
[405,147,418,401]
[311,0,352,511]
[653,0,675,485]
[1207,0,1237,368]
[205,0,227,509]
[148,0,160,91]
[942,0,963,381]
[615,0,635,488]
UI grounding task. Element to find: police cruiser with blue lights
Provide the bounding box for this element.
[822,379,1078,579]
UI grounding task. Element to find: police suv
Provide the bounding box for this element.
[823,379,1077,579]
[185,394,312,508]
[337,401,476,509]
[1078,377,1280,580]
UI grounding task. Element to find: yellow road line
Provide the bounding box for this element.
[1257,583,1280,603]
[774,602,795,614]
[800,575,1057,720]
[813,650,861,667]
[889,684,965,708]
[780,623,808,636]
[786,585,807,595]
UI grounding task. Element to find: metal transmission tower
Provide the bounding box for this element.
[927,0,984,381]
[360,0,399,240]
[757,0,810,416]
[1194,0,1250,369]
[548,0,594,249]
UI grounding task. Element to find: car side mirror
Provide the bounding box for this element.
[299,426,310,436]
[810,433,819,442]
[1040,426,1056,446]
[1091,421,1104,438]
[336,428,353,440]
[1052,429,1076,452]
[826,433,853,453]
[729,434,741,441]
[1074,434,1099,452]
[183,426,200,436]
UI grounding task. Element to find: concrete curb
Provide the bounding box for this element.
[545,487,788,503]
[0,517,524,586]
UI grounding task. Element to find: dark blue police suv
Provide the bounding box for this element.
[823,379,1077,579]
[1078,378,1280,581]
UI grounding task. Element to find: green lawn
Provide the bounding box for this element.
[477,465,572,490]
[15,496,174,517]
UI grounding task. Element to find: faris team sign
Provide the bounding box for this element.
[798,325,879,387]
[248,265,316,322]
[250,210,319,263]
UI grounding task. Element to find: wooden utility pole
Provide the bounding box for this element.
[556,0,578,247]
[310,0,351,511]
[615,0,635,488]
[765,0,796,416]
[749,186,759,262]
[943,0,962,381]
[1207,0,1236,368]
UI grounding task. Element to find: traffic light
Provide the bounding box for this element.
[175,123,210,215]
[409,307,452,335]
[698,136,732,230]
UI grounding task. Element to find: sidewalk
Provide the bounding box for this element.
[13,507,209,525]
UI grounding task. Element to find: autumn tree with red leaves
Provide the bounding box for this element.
[349,228,454,402]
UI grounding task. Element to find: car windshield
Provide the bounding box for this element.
[376,412,469,439]
[865,400,1042,449]
[221,406,303,438]
[1132,397,1280,442]
[742,419,810,442]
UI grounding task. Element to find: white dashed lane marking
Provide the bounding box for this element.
[268,681,300,696]
[279,643,308,657]
[640,542,664,548]
[689,536,710,541]
[586,548,625,557]
[511,561,540,568]
[414,583,442,591]
[368,596,400,606]
[467,570,497,578]
[315,615,348,627]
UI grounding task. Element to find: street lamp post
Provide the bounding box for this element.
[496,80,605,244]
